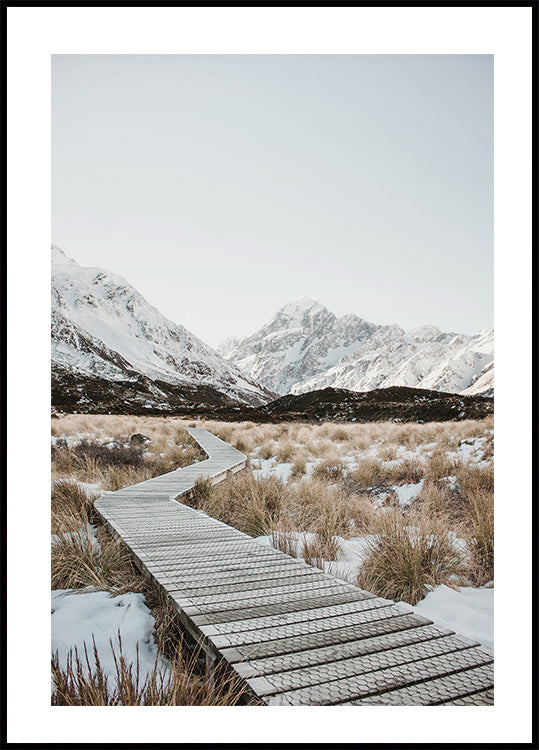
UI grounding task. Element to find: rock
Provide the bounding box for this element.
[130,433,150,446]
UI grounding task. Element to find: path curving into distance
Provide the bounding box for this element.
[94,427,494,706]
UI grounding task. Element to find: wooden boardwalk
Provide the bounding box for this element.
[94,427,494,706]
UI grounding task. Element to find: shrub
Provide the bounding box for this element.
[72,440,145,469]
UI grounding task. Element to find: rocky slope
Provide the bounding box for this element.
[51,246,275,409]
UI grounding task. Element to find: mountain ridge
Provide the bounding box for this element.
[51,246,276,409]
[219,297,494,397]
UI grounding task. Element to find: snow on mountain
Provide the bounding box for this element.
[51,246,274,406]
[217,296,379,395]
[220,299,494,397]
[461,358,494,397]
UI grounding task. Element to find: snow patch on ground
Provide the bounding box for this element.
[51,524,101,551]
[413,584,493,649]
[392,479,424,509]
[51,589,170,690]
[251,458,293,482]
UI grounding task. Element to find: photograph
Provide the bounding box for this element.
[50,52,495,708]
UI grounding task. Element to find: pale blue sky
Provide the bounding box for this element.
[52,54,493,347]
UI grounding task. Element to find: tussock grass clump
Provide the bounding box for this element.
[383,458,425,485]
[379,444,399,462]
[211,424,235,444]
[258,442,275,461]
[188,477,214,510]
[425,450,457,481]
[283,479,366,541]
[329,426,350,442]
[101,464,154,492]
[51,524,141,591]
[275,440,295,463]
[357,510,466,605]
[189,472,286,537]
[271,527,298,557]
[51,636,251,706]
[347,493,378,535]
[464,490,494,585]
[455,462,494,497]
[233,437,248,453]
[51,480,97,533]
[308,439,334,458]
[312,458,347,483]
[416,479,464,525]
[290,458,307,478]
[303,534,340,565]
[349,458,383,488]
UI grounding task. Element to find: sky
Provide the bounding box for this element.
[52,54,493,348]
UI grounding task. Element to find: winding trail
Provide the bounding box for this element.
[94,427,494,706]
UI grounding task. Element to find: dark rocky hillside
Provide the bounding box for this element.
[255,386,493,423]
[53,377,493,423]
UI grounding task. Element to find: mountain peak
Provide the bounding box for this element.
[277,296,325,315]
[51,246,274,407]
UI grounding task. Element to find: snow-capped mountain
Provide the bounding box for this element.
[217,297,379,395]
[219,298,494,397]
[51,246,274,407]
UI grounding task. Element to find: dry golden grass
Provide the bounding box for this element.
[51,418,205,490]
[187,472,286,537]
[349,458,383,488]
[383,458,425,485]
[51,480,97,533]
[290,457,307,478]
[52,413,494,683]
[311,457,347,482]
[51,636,253,706]
[270,527,298,557]
[357,510,467,605]
[424,450,458,481]
[463,489,494,585]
